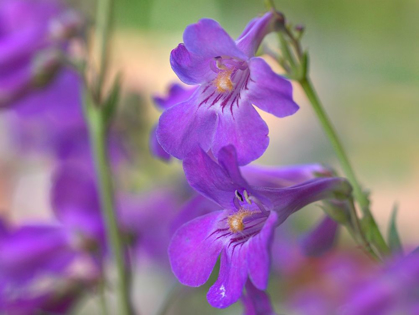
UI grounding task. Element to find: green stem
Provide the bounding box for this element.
[86,102,132,315]
[299,77,390,256]
[99,281,110,315]
[95,0,114,99]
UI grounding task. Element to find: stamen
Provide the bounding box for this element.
[235,190,244,202]
[227,209,252,233]
[243,190,252,205]
[215,57,226,70]
[249,196,268,214]
[214,70,234,93]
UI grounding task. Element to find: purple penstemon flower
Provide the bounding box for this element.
[157,12,299,165]
[168,145,351,308]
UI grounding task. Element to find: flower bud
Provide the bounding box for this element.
[31,49,62,88]
[49,10,84,41]
[295,24,305,33]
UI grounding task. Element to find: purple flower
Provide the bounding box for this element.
[343,252,419,315]
[0,288,81,315]
[51,162,107,255]
[0,219,98,314]
[7,69,126,164]
[157,12,299,165]
[0,0,82,108]
[282,250,419,315]
[168,145,351,308]
[119,188,185,266]
[0,222,76,286]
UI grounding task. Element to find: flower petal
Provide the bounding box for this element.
[51,163,106,245]
[13,69,82,129]
[183,146,248,209]
[0,224,74,285]
[171,194,220,234]
[254,177,351,223]
[248,211,277,290]
[170,44,215,85]
[149,125,171,161]
[242,280,277,315]
[241,164,332,188]
[183,19,246,60]
[300,215,339,257]
[153,83,197,110]
[156,90,218,160]
[212,101,269,166]
[217,145,249,187]
[207,246,249,308]
[236,12,275,57]
[0,65,31,108]
[51,163,100,217]
[168,211,224,287]
[247,57,299,118]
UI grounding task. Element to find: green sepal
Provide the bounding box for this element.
[320,201,351,226]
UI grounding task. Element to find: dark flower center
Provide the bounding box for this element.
[198,56,251,114]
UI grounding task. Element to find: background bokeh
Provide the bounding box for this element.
[0,0,418,314]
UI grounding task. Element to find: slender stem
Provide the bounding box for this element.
[86,104,132,315]
[94,0,114,99]
[99,281,110,315]
[86,0,133,313]
[299,77,390,256]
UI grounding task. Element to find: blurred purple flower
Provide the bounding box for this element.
[157,12,299,165]
[282,249,419,315]
[343,252,419,315]
[0,0,82,108]
[0,1,127,165]
[0,219,98,314]
[241,280,277,315]
[0,285,83,315]
[51,162,107,257]
[300,215,339,257]
[168,145,351,308]
[0,223,75,286]
[119,188,185,266]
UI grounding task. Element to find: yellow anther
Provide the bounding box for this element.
[227,210,252,233]
[214,70,234,93]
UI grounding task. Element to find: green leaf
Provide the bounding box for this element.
[388,203,403,255]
